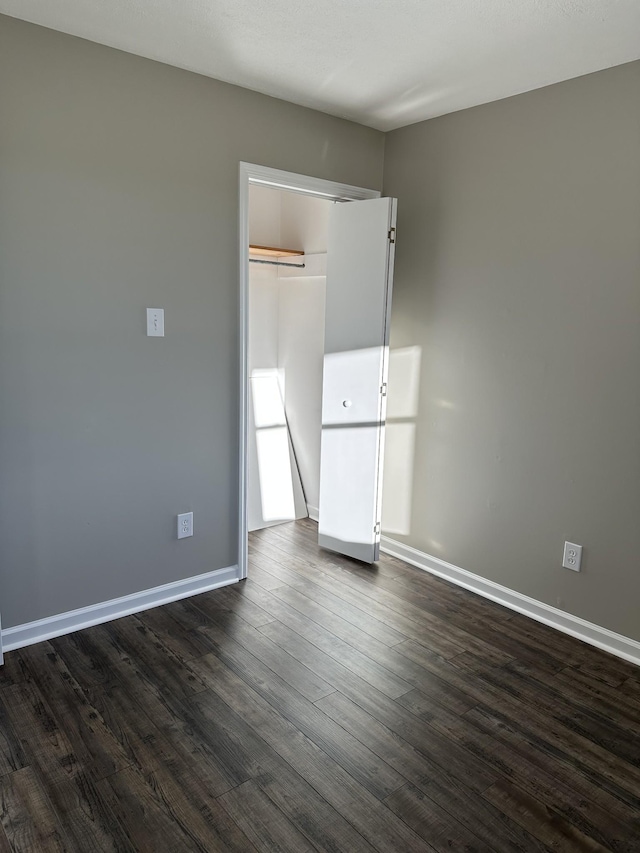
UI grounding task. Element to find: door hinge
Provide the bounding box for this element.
[374,522,381,535]
[380,382,387,397]
[388,227,396,244]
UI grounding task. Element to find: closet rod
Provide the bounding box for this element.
[249,258,306,269]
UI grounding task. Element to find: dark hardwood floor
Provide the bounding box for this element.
[0,518,638,851]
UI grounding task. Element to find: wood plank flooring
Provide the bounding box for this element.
[0,518,638,851]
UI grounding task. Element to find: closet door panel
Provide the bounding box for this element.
[318,197,397,563]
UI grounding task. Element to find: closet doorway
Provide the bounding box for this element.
[246,183,330,538]
[238,164,396,578]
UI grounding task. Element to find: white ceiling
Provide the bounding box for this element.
[2,0,639,130]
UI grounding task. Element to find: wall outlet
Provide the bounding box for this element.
[562,541,582,572]
[177,511,193,539]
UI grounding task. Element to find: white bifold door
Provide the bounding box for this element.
[318,197,397,563]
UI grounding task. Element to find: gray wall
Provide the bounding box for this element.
[382,61,640,641]
[0,15,384,628]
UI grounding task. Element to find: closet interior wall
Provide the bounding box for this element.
[248,185,330,530]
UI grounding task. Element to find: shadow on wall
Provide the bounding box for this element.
[382,345,422,537]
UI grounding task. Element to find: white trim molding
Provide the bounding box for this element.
[381,537,640,668]
[2,565,238,653]
[241,164,381,203]
[307,505,319,522]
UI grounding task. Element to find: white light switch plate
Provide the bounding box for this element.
[147,308,164,336]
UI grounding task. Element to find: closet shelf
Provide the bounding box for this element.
[249,245,304,258]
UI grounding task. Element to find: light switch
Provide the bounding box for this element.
[146,308,164,337]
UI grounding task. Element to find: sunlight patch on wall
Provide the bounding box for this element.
[251,370,296,522]
[382,345,422,536]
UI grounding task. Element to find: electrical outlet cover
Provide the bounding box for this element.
[562,541,582,572]
[177,511,193,539]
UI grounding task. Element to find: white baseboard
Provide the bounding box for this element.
[307,505,319,522]
[2,565,239,653]
[381,537,640,668]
